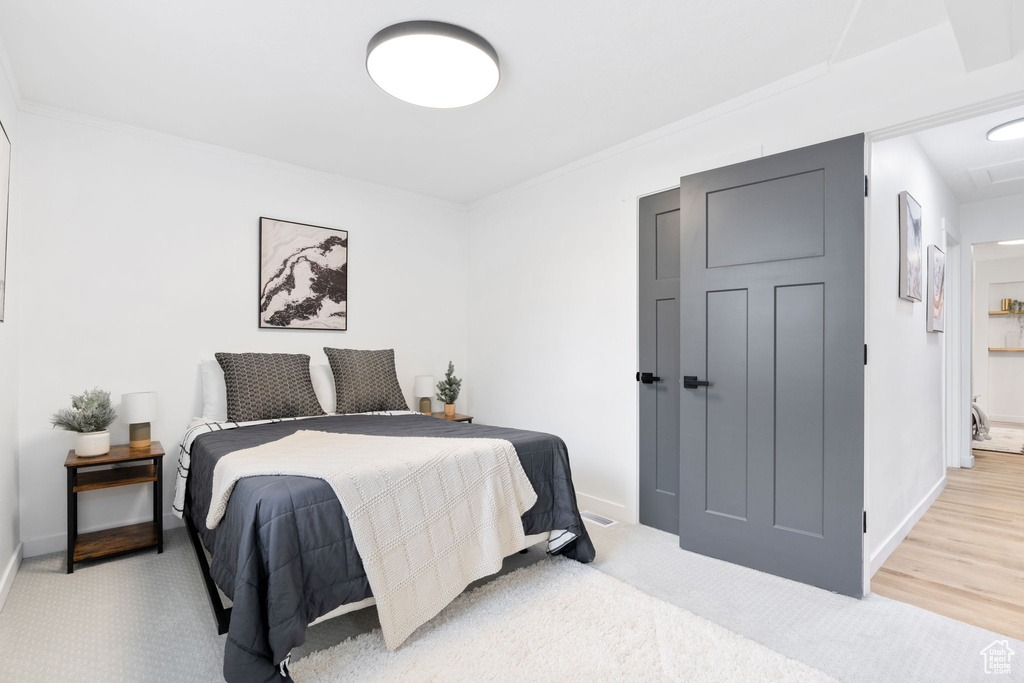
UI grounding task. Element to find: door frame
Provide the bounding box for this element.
[944,234,964,469]
[961,230,1024,469]
[635,184,681,527]
[871,108,1020,476]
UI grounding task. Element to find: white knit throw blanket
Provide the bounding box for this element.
[206,430,538,650]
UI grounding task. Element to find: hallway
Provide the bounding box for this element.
[872,450,1024,641]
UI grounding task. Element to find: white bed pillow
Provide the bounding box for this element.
[200,360,229,422]
[310,363,337,414]
[200,359,336,421]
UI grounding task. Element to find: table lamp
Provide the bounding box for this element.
[414,375,435,414]
[122,391,157,448]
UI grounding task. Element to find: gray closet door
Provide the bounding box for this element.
[639,188,681,534]
[678,134,865,597]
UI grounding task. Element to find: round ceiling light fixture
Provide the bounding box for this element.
[986,117,1024,142]
[366,21,500,109]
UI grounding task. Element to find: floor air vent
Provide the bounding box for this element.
[580,510,618,527]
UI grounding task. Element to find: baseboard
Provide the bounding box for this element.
[868,476,946,578]
[576,492,627,523]
[0,542,23,614]
[989,414,1024,424]
[22,513,185,558]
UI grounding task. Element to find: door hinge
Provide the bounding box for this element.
[863,511,867,533]
[864,344,868,366]
[864,175,869,197]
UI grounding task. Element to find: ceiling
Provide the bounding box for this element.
[915,103,1024,204]
[972,241,1024,261]
[0,0,952,204]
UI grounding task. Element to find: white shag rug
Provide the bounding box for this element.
[974,426,1024,454]
[292,557,835,682]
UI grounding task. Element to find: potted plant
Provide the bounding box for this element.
[51,388,118,457]
[435,362,462,418]
[1009,300,1024,348]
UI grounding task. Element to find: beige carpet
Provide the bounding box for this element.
[973,426,1024,454]
[292,557,834,682]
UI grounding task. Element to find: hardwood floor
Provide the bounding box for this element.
[872,450,1024,641]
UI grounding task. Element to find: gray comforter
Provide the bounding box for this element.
[185,413,596,682]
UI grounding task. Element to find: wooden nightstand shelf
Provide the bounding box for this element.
[429,412,473,423]
[64,441,165,573]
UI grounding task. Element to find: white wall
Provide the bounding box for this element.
[466,24,1019,525]
[16,111,470,556]
[0,60,21,608]
[864,135,958,576]
[9,19,1024,580]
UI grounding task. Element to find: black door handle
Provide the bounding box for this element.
[636,372,661,384]
[683,376,710,389]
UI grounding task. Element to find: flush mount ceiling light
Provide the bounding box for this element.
[366,21,499,108]
[987,117,1024,142]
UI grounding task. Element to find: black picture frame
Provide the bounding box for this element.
[258,217,348,330]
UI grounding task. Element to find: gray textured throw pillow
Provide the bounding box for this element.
[324,347,409,414]
[215,352,326,422]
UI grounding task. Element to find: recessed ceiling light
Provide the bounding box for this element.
[986,117,1024,142]
[366,21,499,109]
[997,239,1024,245]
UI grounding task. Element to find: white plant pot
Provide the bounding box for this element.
[74,431,110,457]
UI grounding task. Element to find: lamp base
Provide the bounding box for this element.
[129,422,151,449]
[418,397,431,414]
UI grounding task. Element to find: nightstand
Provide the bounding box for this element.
[430,412,473,423]
[64,441,165,573]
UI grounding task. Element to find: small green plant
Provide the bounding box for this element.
[435,362,462,405]
[1010,300,1024,339]
[50,388,118,433]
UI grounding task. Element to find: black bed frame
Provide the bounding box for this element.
[183,500,232,635]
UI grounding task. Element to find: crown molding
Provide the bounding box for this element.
[468,62,831,210]
[867,89,1024,142]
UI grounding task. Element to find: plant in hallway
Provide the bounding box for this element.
[435,362,462,418]
[1009,300,1024,347]
[51,388,118,457]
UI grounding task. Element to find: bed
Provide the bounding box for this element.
[176,410,595,682]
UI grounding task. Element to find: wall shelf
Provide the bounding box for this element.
[989,348,1024,352]
[990,310,1010,315]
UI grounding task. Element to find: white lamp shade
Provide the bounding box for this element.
[414,375,435,397]
[122,392,157,423]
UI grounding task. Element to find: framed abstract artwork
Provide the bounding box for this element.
[898,191,922,301]
[0,118,9,322]
[258,217,348,330]
[927,244,944,333]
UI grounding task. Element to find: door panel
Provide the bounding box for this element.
[773,283,825,537]
[655,297,680,495]
[706,169,825,268]
[679,134,865,597]
[705,288,748,520]
[639,189,681,534]
[656,211,681,279]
